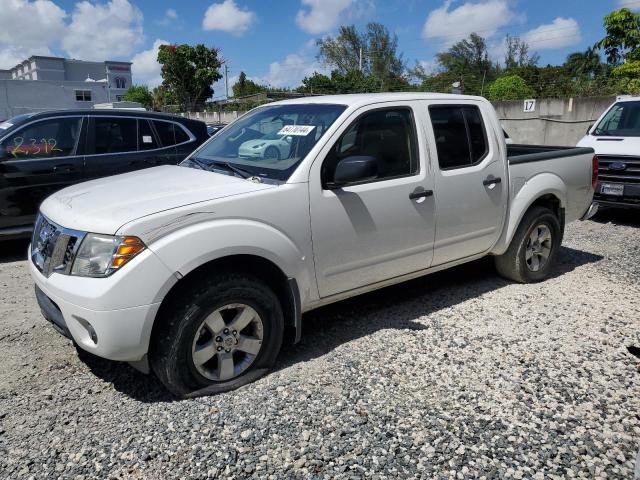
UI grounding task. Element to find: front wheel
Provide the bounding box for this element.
[150,273,284,397]
[494,206,562,283]
[264,146,280,161]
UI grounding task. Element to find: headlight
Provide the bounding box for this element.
[252,143,265,148]
[71,234,146,278]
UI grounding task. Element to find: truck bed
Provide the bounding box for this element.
[507,144,595,164]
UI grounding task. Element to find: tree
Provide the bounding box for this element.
[157,44,223,111]
[420,33,497,95]
[564,48,605,79]
[595,8,640,64]
[122,85,153,109]
[487,75,535,101]
[297,72,335,94]
[317,22,405,90]
[151,85,176,111]
[504,35,539,69]
[297,70,381,94]
[232,71,266,97]
[318,25,365,74]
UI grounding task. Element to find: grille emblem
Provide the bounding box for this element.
[608,162,627,171]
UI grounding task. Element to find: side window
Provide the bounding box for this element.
[429,105,488,170]
[153,121,176,147]
[173,124,190,144]
[323,108,418,183]
[138,120,158,151]
[464,107,488,163]
[94,118,137,154]
[1,117,83,160]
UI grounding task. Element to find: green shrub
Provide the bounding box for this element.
[487,75,536,101]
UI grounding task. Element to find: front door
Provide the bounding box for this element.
[0,116,86,230]
[309,105,436,298]
[425,102,507,266]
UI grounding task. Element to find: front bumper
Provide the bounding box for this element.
[580,202,599,220]
[29,248,176,362]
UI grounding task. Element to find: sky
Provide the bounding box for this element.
[1,0,639,98]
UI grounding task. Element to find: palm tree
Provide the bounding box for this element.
[565,48,605,79]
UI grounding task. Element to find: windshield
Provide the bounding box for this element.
[0,113,32,132]
[184,103,346,181]
[593,101,640,137]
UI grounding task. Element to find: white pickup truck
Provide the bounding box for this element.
[30,93,597,396]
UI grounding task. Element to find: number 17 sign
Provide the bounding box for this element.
[523,99,536,113]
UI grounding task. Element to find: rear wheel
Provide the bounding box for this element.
[150,273,284,397]
[494,206,562,283]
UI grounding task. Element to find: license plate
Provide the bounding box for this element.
[600,183,624,196]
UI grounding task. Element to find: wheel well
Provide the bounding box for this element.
[527,193,565,240]
[530,194,562,219]
[153,255,298,344]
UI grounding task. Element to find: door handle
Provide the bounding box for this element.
[53,164,75,173]
[409,189,433,200]
[483,177,502,186]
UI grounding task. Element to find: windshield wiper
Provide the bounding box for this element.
[209,160,254,180]
[187,157,212,171]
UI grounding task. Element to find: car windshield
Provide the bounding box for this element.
[0,113,32,131]
[184,103,347,181]
[593,101,640,137]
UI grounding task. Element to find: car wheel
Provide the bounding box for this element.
[264,146,280,161]
[150,273,284,397]
[494,206,562,283]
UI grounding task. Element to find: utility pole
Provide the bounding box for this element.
[224,64,230,100]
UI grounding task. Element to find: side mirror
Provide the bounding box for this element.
[587,124,593,135]
[326,155,378,189]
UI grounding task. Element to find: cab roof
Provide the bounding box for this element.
[270,92,487,108]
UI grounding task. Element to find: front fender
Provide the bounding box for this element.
[492,173,567,255]
[142,218,312,298]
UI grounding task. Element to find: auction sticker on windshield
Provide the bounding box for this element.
[277,125,315,136]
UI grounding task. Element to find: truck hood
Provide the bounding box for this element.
[40,165,274,234]
[577,135,640,156]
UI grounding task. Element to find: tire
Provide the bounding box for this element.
[264,146,280,161]
[494,206,562,283]
[150,273,284,397]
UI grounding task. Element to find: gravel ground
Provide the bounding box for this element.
[1,210,639,479]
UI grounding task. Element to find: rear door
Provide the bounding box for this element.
[425,102,507,266]
[152,119,190,165]
[0,116,86,230]
[84,115,144,179]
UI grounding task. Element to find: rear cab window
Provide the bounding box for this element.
[429,105,488,170]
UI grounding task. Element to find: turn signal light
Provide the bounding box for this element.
[110,236,145,270]
[592,155,599,190]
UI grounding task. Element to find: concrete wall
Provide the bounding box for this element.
[493,96,616,146]
[182,110,243,124]
[0,80,110,120]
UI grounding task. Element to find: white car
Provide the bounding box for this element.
[577,96,640,208]
[238,131,292,160]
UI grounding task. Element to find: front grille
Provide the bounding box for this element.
[597,155,640,185]
[31,214,83,277]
